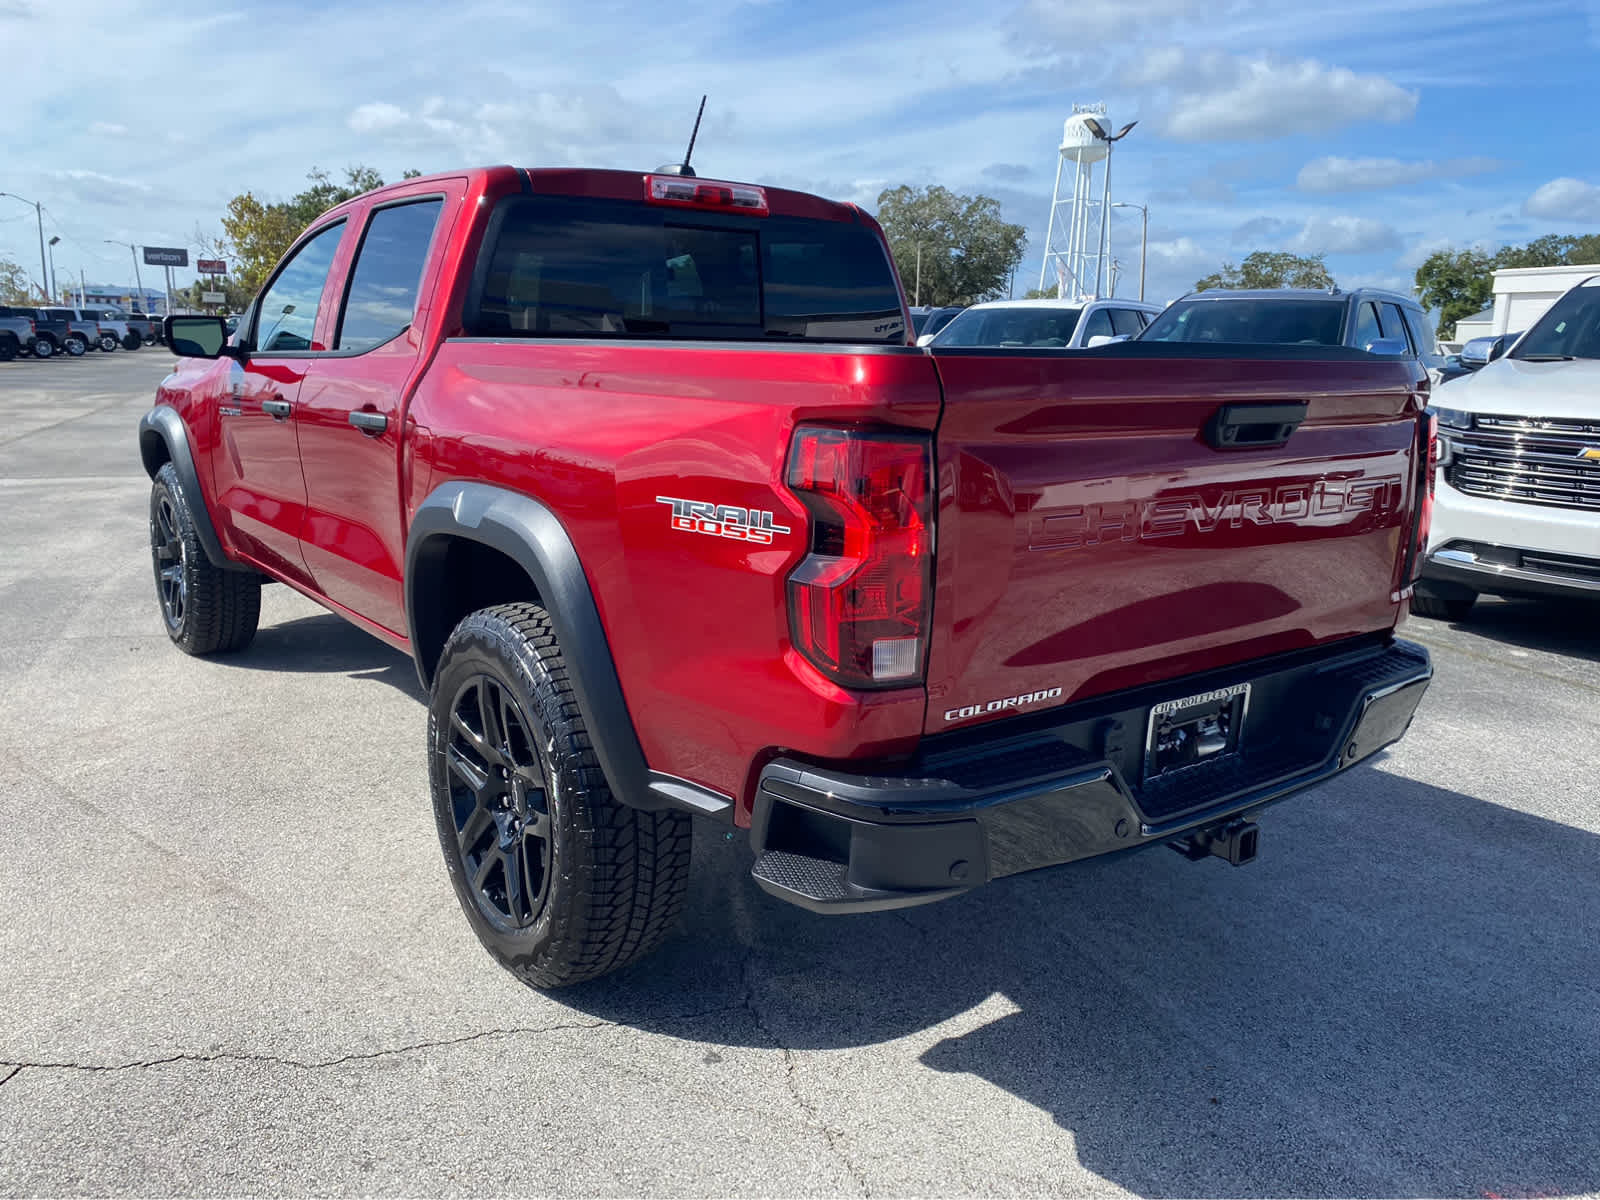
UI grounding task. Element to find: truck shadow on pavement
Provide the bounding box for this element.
[1436,597,1600,665]
[567,767,1600,1197]
[226,612,426,700]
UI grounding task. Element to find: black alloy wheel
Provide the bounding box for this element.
[151,491,187,631]
[444,673,554,930]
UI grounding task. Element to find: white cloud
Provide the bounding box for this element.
[348,103,409,134]
[1293,216,1401,255]
[1296,155,1501,193]
[88,121,127,137]
[1523,177,1600,223]
[1231,216,1296,246]
[1132,49,1416,141]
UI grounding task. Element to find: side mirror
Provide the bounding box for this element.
[1085,334,1129,348]
[1364,336,1408,356]
[915,333,935,347]
[1459,336,1493,366]
[165,315,234,359]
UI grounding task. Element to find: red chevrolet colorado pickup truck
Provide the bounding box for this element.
[141,166,1434,988]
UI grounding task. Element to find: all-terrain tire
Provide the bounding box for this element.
[429,602,692,989]
[149,462,261,654]
[1411,581,1476,622]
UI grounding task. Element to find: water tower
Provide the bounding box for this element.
[1037,104,1113,301]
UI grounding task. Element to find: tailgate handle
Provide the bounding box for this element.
[1205,402,1307,451]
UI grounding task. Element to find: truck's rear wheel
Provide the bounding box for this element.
[149,463,261,654]
[428,602,691,989]
[1411,581,1476,622]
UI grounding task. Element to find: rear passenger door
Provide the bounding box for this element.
[1076,307,1115,345]
[294,186,458,636]
[1109,308,1148,338]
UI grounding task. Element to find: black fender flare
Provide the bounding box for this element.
[405,481,731,819]
[137,406,244,571]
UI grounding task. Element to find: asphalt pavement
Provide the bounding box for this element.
[2,351,1597,1197]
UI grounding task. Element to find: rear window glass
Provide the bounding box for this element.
[1142,298,1346,346]
[934,306,1083,348]
[469,196,905,343]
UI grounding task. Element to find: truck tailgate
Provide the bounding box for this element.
[925,349,1423,733]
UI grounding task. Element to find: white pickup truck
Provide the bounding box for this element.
[1418,274,1600,619]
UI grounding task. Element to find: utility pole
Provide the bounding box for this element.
[0,192,49,301]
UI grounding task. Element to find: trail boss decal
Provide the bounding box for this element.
[656,496,792,545]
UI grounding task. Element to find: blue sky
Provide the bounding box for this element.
[2,0,1597,306]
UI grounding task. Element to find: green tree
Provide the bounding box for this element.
[1414,248,1494,339]
[0,255,37,303]
[1195,250,1334,291]
[875,185,1027,306]
[1021,287,1057,299]
[219,165,391,296]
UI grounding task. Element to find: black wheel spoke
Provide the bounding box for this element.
[477,679,506,755]
[472,849,500,891]
[458,803,494,851]
[525,810,550,842]
[446,745,489,795]
[450,711,494,763]
[503,844,528,920]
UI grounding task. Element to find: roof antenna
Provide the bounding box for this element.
[656,95,707,177]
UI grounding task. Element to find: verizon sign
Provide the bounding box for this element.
[142,246,188,267]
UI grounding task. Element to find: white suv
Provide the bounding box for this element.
[1418,275,1600,619]
[918,297,1160,349]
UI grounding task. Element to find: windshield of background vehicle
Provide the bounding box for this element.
[1510,278,1600,361]
[1142,298,1346,346]
[931,306,1083,348]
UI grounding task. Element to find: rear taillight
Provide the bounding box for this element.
[1405,410,1437,586]
[645,174,769,216]
[785,426,933,688]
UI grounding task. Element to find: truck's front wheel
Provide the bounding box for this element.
[428,603,691,989]
[149,463,261,654]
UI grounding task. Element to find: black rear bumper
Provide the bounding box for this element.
[750,637,1431,912]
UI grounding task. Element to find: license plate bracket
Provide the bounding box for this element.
[1144,683,1250,781]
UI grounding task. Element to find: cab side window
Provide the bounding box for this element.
[336,199,444,352]
[1352,302,1382,350]
[1378,303,1414,355]
[253,222,345,353]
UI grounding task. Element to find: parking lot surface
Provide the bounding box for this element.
[2,353,1598,1197]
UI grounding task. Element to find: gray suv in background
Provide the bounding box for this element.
[1140,287,1443,375]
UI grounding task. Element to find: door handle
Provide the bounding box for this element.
[262,397,292,419]
[348,410,388,434]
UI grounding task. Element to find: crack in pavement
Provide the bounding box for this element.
[0,1002,748,1084]
[0,1018,615,1078]
[740,950,872,1197]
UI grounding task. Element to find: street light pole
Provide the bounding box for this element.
[0,191,50,301]
[1080,120,1138,301]
[1112,202,1149,302]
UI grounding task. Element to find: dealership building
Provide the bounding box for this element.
[59,284,172,315]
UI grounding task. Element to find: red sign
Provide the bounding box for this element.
[196,259,227,275]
